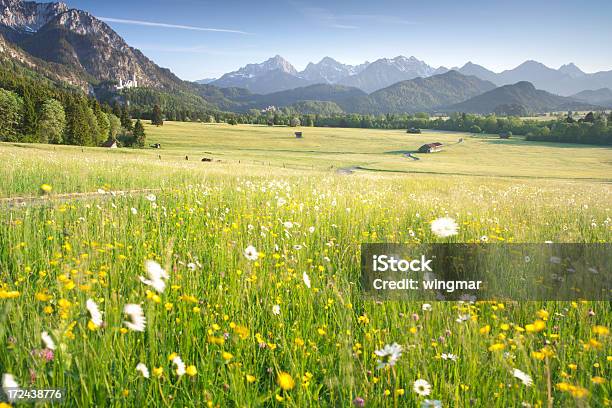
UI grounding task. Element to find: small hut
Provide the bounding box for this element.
[499,132,512,139]
[418,142,443,153]
[102,139,118,149]
[295,131,303,139]
[406,127,422,134]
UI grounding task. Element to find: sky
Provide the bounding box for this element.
[64,0,612,81]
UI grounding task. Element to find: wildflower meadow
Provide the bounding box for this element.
[0,123,610,407]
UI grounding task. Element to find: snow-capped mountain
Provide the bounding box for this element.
[338,56,436,93]
[300,57,369,84]
[211,55,312,93]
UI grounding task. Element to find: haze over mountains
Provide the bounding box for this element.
[0,0,609,117]
[209,55,612,97]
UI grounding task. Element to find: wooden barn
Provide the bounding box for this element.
[418,142,443,153]
[295,132,303,138]
[406,127,422,134]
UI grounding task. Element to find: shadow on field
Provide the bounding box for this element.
[481,138,604,149]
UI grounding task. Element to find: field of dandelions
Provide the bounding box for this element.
[1,130,611,406]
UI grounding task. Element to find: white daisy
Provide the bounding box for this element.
[145,194,156,202]
[244,245,259,261]
[302,272,311,288]
[283,221,294,229]
[430,217,459,238]
[2,373,20,401]
[272,304,281,315]
[308,226,315,234]
[86,298,103,327]
[441,353,458,361]
[513,368,533,387]
[422,303,432,312]
[413,379,431,396]
[41,331,56,350]
[139,260,169,293]
[123,304,146,332]
[173,356,186,376]
[136,363,150,378]
[374,343,403,369]
[131,207,138,215]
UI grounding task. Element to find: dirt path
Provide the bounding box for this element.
[1,188,162,208]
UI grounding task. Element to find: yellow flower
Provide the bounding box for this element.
[0,402,12,408]
[246,374,256,383]
[479,325,491,335]
[294,338,305,347]
[592,325,609,336]
[168,352,178,361]
[568,363,577,370]
[233,325,249,340]
[40,184,53,193]
[500,323,510,331]
[536,309,549,320]
[153,367,163,378]
[395,388,405,396]
[591,376,606,385]
[277,372,295,391]
[87,320,99,331]
[43,306,54,314]
[122,389,129,397]
[222,352,233,361]
[35,292,51,302]
[488,343,505,352]
[164,303,173,311]
[526,319,546,333]
[570,386,588,399]
[185,365,197,377]
[275,395,284,402]
[0,290,20,299]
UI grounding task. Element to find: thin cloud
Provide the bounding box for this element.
[99,17,251,35]
[297,6,359,30]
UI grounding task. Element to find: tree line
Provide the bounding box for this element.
[0,65,147,147]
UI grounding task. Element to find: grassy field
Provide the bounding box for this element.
[0,122,610,407]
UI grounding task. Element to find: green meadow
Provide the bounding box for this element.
[0,122,610,407]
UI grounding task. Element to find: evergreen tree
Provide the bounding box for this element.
[0,88,24,142]
[133,119,146,147]
[120,104,133,131]
[151,104,164,126]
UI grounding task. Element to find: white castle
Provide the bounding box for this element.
[116,73,138,90]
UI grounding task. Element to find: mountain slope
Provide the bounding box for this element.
[447,81,596,114]
[299,57,369,84]
[248,83,366,109]
[352,70,496,113]
[457,62,499,84]
[0,0,186,91]
[211,55,312,94]
[571,88,612,107]
[339,56,435,93]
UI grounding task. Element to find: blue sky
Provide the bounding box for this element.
[65,0,612,80]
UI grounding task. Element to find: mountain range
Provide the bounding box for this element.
[0,0,608,117]
[446,81,597,114]
[209,55,612,97]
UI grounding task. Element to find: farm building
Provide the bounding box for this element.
[295,132,303,138]
[101,139,118,148]
[499,132,512,139]
[406,127,422,134]
[418,142,443,153]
